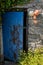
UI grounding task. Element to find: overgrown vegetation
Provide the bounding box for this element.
[18,47,43,65]
[0,0,31,13]
[0,0,31,24]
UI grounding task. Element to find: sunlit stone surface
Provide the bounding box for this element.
[27,10,43,49]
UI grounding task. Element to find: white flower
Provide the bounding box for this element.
[28,11,34,16]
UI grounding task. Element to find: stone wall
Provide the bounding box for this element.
[0,26,3,55]
[27,9,43,50]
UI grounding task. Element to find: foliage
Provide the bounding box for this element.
[0,0,31,13]
[0,0,31,23]
[16,0,30,5]
[18,47,43,65]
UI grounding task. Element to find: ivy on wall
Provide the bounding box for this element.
[0,0,31,13]
[0,0,31,24]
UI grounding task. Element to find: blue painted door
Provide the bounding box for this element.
[2,12,24,62]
